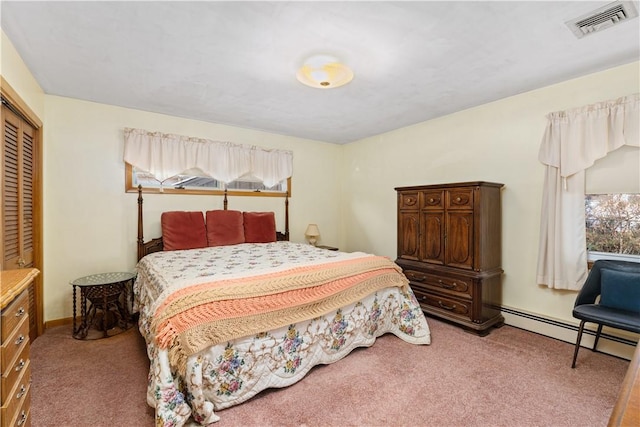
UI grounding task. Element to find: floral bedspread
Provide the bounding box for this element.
[134,242,431,426]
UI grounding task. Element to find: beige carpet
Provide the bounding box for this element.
[30,317,630,426]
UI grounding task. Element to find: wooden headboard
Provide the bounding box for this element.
[136,185,289,261]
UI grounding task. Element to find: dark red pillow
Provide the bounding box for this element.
[243,212,277,243]
[161,211,207,251]
[206,210,245,246]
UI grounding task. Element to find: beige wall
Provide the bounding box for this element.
[342,61,640,326]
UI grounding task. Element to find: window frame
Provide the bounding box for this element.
[124,163,291,198]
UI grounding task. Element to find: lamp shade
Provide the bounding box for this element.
[296,55,353,89]
[305,223,320,237]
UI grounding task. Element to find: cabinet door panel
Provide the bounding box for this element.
[398,212,420,260]
[446,211,473,269]
[421,212,444,265]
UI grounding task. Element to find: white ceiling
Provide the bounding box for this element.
[2,1,639,144]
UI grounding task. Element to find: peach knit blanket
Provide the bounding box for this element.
[151,255,408,375]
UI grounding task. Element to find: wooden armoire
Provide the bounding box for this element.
[395,181,504,336]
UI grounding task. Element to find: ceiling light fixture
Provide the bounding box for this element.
[296,55,353,89]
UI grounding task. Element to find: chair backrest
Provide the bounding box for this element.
[599,267,640,313]
[574,259,640,308]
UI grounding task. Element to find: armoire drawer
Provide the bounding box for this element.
[411,288,472,321]
[399,192,419,210]
[421,191,444,209]
[404,270,471,297]
[446,188,474,209]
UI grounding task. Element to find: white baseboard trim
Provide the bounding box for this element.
[500,306,638,361]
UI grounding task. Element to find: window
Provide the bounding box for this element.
[125,163,290,197]
[585,193,640,262]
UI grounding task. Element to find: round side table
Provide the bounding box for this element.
[70,272,136,339]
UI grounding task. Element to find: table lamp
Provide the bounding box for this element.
[305,224,320,246]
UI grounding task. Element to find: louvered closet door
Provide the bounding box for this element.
[2,106,35,270]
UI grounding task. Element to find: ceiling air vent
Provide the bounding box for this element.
[566,1,638,38]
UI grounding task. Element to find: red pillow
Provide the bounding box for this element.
[243,212,277,243]
[161,211,207,251]
[206,210,245,246]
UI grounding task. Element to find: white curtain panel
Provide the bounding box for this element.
[123,128,292,186]
[536,93,639,290]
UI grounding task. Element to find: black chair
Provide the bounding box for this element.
[571,259,640,368]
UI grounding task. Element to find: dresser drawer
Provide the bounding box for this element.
[412,288,472,320]
[421,191,444,209]
[446,188,473,209]
[2,387,30,427]
[1,316,29,373]
[5,407,29,427]
[1,291,28,343]
[404,270,471,297]
[1,344,29,402]
[1,363,30,426]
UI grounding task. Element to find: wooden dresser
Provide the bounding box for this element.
[1,268,39,427]
[395,182,503,336]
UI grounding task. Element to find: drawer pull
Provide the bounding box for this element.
[16,384,26,399]
[410,274,426,281]
[456,197,461,202]
[15,359,25,372]
[438,279,455,289]
[17,411,27,426]
[429,198,434,203]
[15,334,25,346]
[438,301,456,310]
[15,307,25,317]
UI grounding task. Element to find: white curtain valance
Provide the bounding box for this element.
[123,128,293,187]
[539,93,640,179]
[536,93,640,290]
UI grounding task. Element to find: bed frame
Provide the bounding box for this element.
[136,185,289,261]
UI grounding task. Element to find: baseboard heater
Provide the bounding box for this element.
[499,305,638,351]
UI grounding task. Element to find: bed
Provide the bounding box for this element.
[133,187,431,426]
